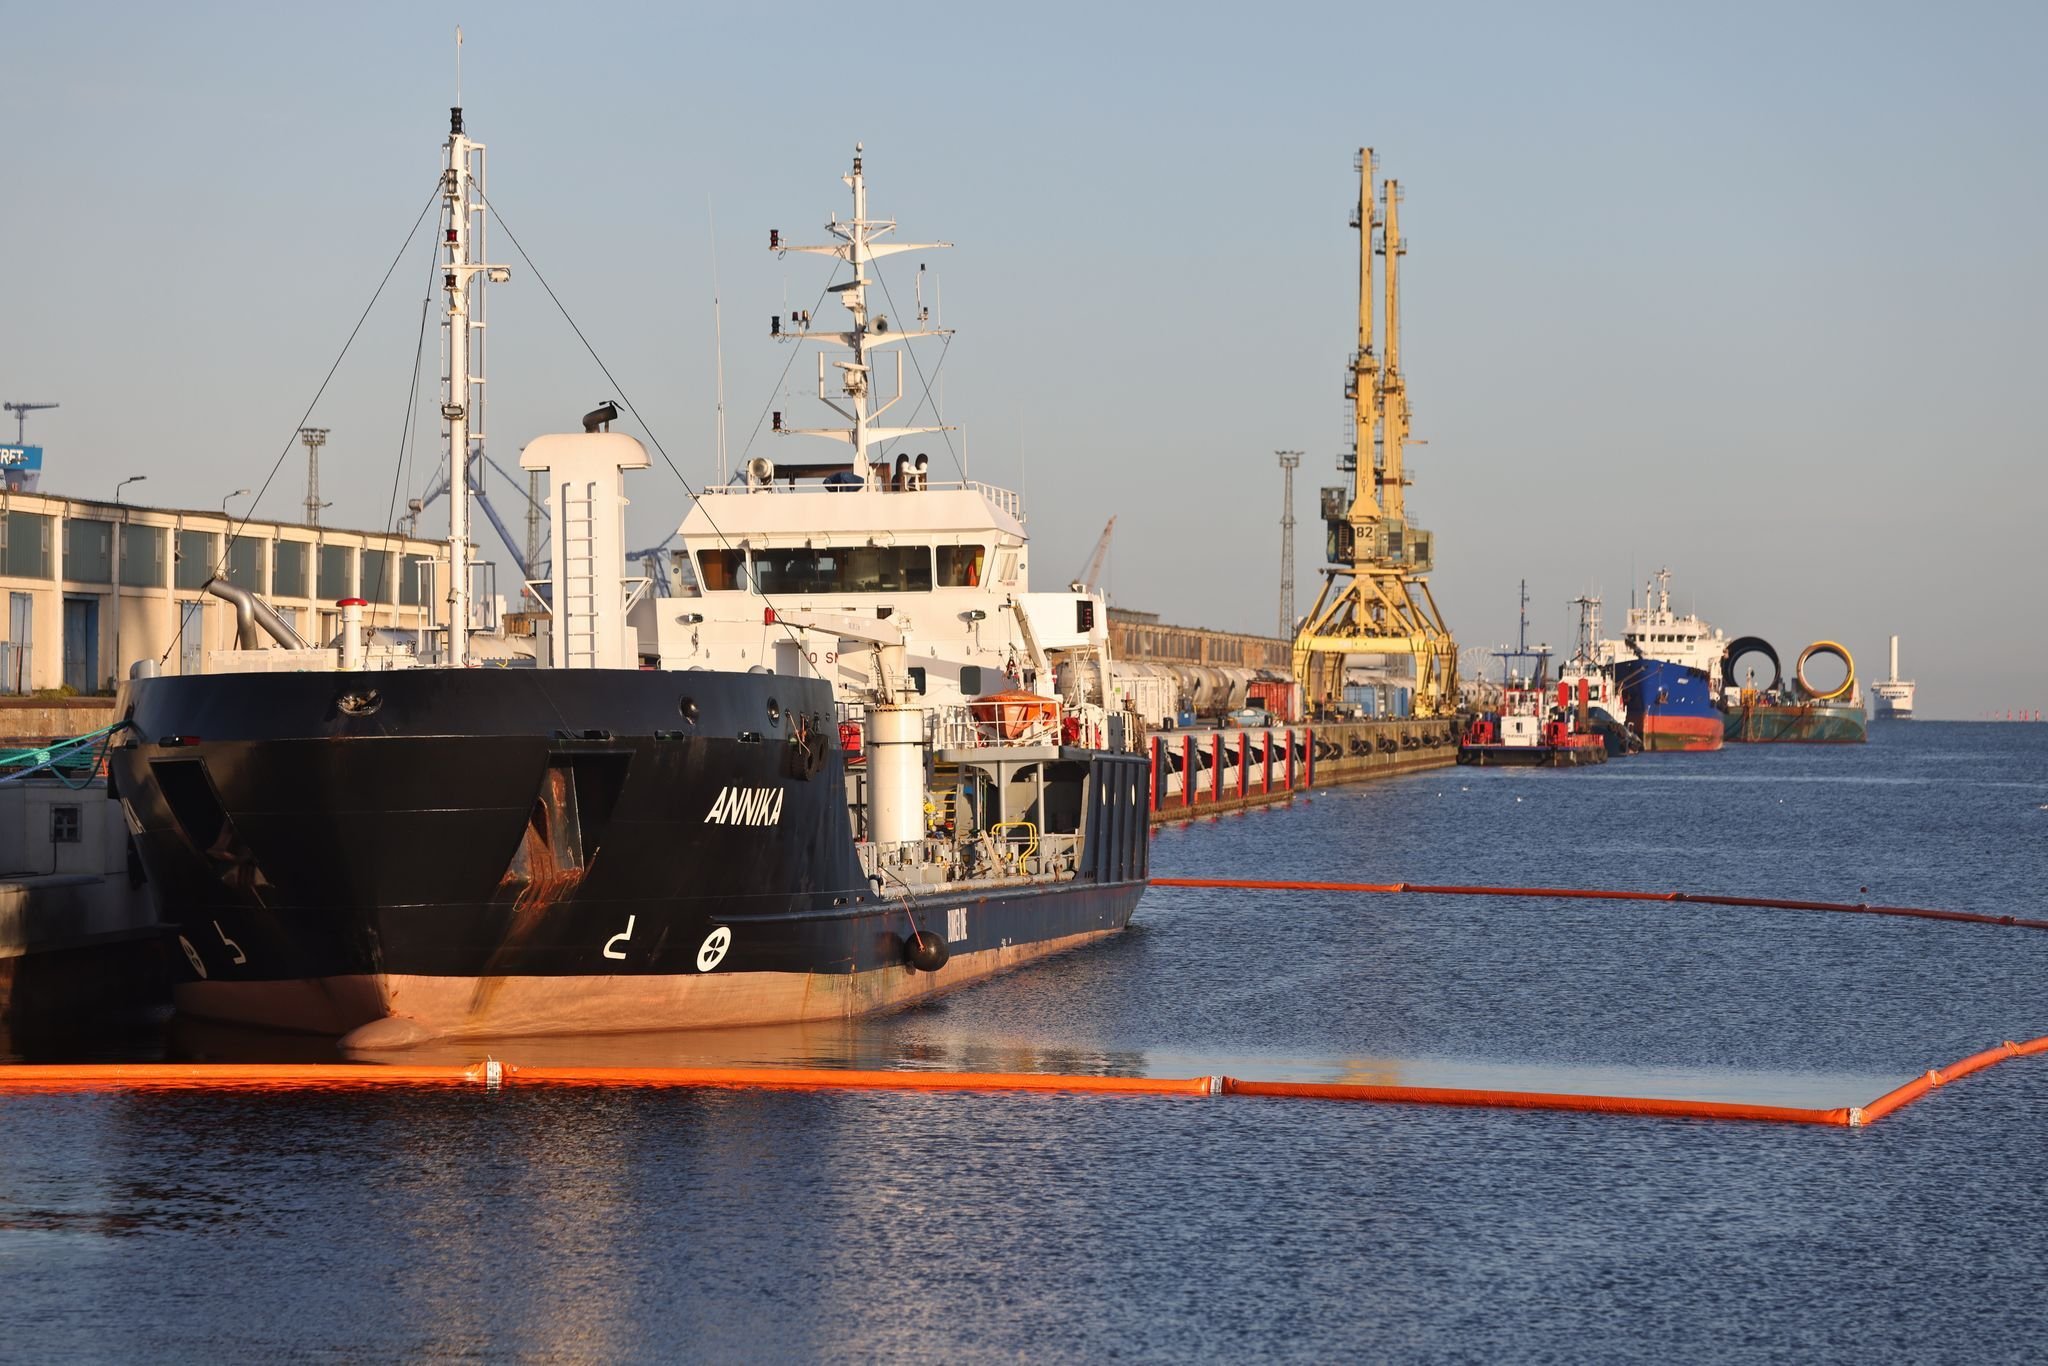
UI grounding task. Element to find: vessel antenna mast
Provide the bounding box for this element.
[771,146,954,489]
[710,198,729,485]
[1569,593,1602,662]
[1277,450,1302,636]
[440,102,510,665]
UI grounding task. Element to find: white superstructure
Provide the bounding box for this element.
[1871,634,1916,719]
[1600,568,1728,678]
[646,149,1112,713]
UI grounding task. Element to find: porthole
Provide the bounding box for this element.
[766,697,782,727]
[679,696,700,724]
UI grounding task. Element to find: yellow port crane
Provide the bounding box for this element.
[1292,148,1458,717]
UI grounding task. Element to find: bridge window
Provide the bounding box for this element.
[697,546,936,594]
[755,546,932,594]
[937,545,985,587]
[696,550,749,592]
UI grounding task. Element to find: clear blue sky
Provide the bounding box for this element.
[5,1,2041,716]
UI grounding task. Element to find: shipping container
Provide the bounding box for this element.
[1246,679,1303,723]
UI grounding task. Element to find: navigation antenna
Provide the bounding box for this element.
[439,99,512,665]
[1293,148,1458,717]
[769,145,954,490]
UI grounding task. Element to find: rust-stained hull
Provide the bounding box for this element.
[1722,701,1868,744]
[177,924,1128,1046]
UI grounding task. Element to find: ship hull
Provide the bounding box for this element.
[175,884,1142,1045]
[1612,658,1724,752]
[1457,742,1607,768]
[108,668,1151,1042]
[1722,701,1868,744]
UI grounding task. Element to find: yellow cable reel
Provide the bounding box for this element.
[1795,641,1856,702]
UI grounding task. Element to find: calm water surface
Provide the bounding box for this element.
[3,722,2044,1361]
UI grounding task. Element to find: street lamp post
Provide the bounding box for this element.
[109,476,146,688]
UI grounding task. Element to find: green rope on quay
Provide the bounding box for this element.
[0,721,132,790]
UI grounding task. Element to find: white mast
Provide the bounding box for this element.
[440,103,508,665]
[772,145,954,490]
[710,200,729,485]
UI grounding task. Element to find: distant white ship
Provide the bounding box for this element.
[1871,634,1916,720]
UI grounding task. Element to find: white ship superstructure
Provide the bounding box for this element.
[1871,634,1916,719]
[1599,568,1728,678]
[649,148,1112,717]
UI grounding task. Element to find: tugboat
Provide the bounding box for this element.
[104,112,1152,1047]
[1458,584,1608,767]
[1556,593,1640,756]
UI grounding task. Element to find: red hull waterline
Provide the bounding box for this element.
[1640,714,1723,752]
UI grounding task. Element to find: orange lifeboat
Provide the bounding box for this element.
[968,690,1060,741]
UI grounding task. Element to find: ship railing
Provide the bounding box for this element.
[857,830,1083,884]
[835,700,1122,754]
[696,477,1022,517]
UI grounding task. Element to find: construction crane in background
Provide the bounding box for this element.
[1069,516,1116,594]
[1277,450,1301,636]
[4,402,58,445]
[1292,148,1458,717]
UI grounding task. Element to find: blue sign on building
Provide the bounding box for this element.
[0,446,44,492]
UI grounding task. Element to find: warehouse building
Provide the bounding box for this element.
[0,490,450,694]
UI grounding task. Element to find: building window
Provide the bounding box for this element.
[3,511,52,578]
[175,530,218,590]
[179,600,204,676]
[119,524,165,588]
[360,549,395,604]
[226,536,265,590]
[51,805,82,844]
[272,541,309,598]
[2,591,30,694]
[63,519,113,583]
[317,544,354,601]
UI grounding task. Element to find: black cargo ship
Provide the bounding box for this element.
[109,668,1148,1047]
[103,108,1150,1047]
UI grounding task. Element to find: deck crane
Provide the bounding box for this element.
[1069,516,1116,594]
[4,402,58,445]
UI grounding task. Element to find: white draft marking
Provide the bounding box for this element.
[946,906,968,944]
[603,914,637,961]
[696,926,733,972]
[213,920,247,965]
[177,935,207,979]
